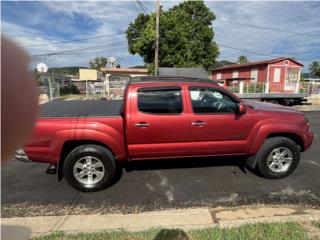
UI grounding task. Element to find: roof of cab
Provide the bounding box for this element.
[129,75,219,86]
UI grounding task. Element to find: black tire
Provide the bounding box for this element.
[63,144,116,192]
[256,137,300,179]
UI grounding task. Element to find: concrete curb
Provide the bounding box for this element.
[2,205,320,237]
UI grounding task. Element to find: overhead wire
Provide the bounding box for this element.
[23,33,125,48]
[221,19,320,37]
[136,0,152,14]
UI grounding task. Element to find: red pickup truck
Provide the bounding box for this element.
[16,76,313,192]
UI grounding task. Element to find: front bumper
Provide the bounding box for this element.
[14,149,32,163]
[304,131,314,151]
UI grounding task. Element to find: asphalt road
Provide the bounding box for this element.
[2,111,320,218]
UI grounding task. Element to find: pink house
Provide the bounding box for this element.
[210,57,303,93]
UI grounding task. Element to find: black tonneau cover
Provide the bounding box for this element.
[40,100,123,118]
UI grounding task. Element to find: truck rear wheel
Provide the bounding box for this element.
[63,145,116,192]
[256,137,300,179]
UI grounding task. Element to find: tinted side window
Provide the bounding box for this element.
[138,88,182,114]
[189,87,237,114]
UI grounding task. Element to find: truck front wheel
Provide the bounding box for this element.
[256,137,300,179]
[63,145,116,192]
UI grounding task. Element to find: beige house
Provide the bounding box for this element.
[101,67,149,99]
[72,69,105,94]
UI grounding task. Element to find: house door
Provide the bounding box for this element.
[285,69,299,92]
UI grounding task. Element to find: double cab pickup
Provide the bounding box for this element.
[16,76,314,192]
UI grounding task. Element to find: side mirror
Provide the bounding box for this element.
[237,103,247,115]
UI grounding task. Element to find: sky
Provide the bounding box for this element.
[2,1,320,72]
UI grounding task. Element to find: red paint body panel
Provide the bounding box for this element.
[25,117,126,163]
[23,81,313,165]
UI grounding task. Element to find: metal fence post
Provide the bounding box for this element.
[239,82,244,94]
[265,82,269,93]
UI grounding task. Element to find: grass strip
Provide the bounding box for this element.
[311,220,320,229]
[33,221,311,240]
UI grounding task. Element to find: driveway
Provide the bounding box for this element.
[2,111,320,218]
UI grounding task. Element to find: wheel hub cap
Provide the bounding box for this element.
[73,156,105,185]
[267,147,293,173]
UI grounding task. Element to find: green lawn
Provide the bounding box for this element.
[33,222,312,240]
[312,220,320,229]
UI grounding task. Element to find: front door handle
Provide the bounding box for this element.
[135,122,150,127]
[192,121,206,126]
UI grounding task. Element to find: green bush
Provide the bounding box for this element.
[246,83,264,93]
[60,85,80,95]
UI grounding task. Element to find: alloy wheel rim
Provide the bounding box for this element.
[267,147,293,173]
[73,156,105,185]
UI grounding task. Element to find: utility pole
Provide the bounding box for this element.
[155,0,160,76]
[49,69,53,101]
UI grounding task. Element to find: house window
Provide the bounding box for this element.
[216,72,221,80]
[274,68,281,82]
[232,71,239,78]
[286,69,299,83]
[284,60,289,65]
[250,69,258,82]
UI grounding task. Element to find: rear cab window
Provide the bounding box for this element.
[137,86,183,114]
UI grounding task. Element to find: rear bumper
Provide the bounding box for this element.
[14,149,32,163]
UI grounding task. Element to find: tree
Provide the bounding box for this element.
[89,56,108,70]
[237,55,248,64]
[59,84,80,95]
[126,1,219,72]
[309,61,320,78]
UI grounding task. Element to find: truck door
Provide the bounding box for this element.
[187,86,253,155]
[126,86,190,159]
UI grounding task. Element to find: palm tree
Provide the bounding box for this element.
[309,61,320,78]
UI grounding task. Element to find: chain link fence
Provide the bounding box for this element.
[299,82,320,94]
[226,81,320,95]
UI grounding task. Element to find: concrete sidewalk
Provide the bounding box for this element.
[2,205,320,237]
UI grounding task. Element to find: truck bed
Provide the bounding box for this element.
[40,100,123,118]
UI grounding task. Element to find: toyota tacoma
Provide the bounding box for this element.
[16,76,314,192]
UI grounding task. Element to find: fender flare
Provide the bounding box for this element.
[49,129,125,181]
[246,123,304,169]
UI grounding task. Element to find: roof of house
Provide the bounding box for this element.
[209,60,236,70]
[210,57,303,71]
[101,67,149,74]
[158,67,209,79]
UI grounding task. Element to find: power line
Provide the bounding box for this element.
[53,46,128,56]
[136,1,147,14]
[132,1,142,14]
[218,43,317,60]
[31,39,125,57]
[23,33,125,48]
[136,0,152,14]
[221,19,320,37]
[217,43,280,58]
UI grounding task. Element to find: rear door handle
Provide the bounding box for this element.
[135,122,150,127]
[192,121,206,126]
